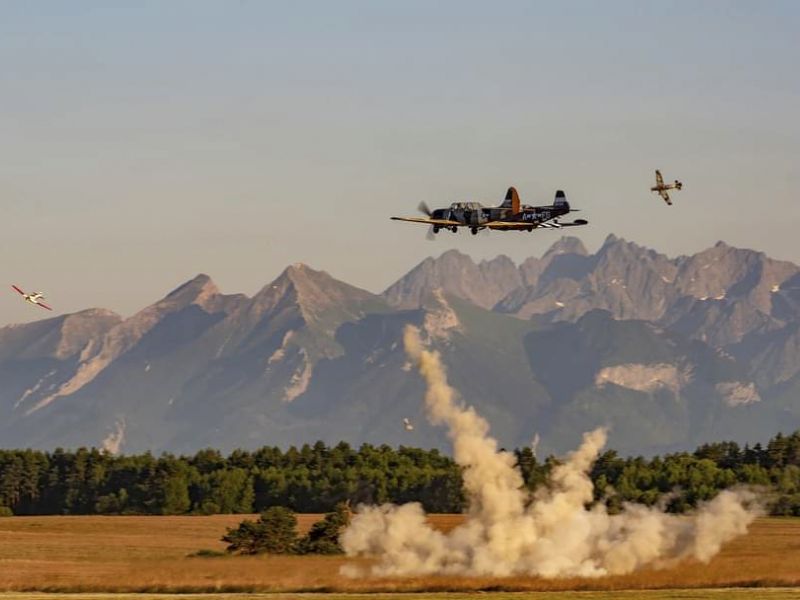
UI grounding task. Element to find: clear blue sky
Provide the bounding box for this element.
[1,1,798,325]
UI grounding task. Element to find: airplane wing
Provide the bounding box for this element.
[485,221,531,230]
[390,216,463,226]
[486,219,588,230]
[659,190,672,206]
[11,285,24,295]
[655,170,664,186]
[36,302,53,311]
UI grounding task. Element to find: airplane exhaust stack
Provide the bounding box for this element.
[341,326,759,578]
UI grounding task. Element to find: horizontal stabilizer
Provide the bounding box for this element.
[560,219,588,227]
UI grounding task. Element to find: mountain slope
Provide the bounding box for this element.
[523,310,771,455]
[1,237,799,455]
[0,309,122,424]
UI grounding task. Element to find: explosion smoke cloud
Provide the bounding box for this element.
[341,325,759,578]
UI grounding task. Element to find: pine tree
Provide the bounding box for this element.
[296,502,351,555]
[222,506,298,554]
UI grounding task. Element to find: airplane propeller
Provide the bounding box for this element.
[417,202,437,241]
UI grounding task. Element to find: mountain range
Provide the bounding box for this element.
[2,234,800,456]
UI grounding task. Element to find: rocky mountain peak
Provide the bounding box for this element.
[593,234,675,275]
[601,232,620,246]
[544,236,588,258]
[436,248,475,263]
[264,263,350,298]
[0,309,121,362]
[382,250,477,309]
[478,255,524,302]
[597,234,646,257]
[675,242,798,308]
[519,237,591,288]
[252,263,380,327]
[163,274,220,310]
[479,254,516,269]
[383,249,522,310]
[281,262,334,287]
[55,309,123,360]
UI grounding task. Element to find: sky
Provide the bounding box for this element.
[1,1,798,326]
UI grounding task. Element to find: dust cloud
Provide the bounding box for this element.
[340,325,758,578]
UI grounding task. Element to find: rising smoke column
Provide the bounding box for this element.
[340,325,758,578]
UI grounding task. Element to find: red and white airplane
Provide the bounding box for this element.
[12,285,53,311]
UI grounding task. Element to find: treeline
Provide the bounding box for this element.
[1,432,799,517]
[0,441,462,516]
[589,431,800,515]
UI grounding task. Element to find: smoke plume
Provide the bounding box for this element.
[341,325,758,578]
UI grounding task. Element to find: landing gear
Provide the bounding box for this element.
[451,226,458,233]
[432,226,440,234]
[471,227,478,235]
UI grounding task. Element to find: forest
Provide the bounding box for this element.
[1,431,799,517]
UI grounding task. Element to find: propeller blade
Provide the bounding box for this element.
[426,226,436,242]
[417,201,432,217]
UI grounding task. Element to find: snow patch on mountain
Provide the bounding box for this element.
[268,330,295,365]
[283,349,313,402]
[595,363,691,394]
[716,382,761,407]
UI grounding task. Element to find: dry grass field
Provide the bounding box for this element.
[3,592,800,600]
[0,515,798,594]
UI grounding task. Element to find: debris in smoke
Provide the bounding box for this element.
[340,325,760,578]
[531,432,541,458]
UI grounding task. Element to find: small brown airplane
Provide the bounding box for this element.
[391,187,588,238]
[650,170,683,206]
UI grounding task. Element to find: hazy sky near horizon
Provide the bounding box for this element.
[1,1,798,326]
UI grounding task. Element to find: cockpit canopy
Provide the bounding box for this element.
[449,201,483,210]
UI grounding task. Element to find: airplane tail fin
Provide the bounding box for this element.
[554,190,570,211]
[501,186,521,214]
